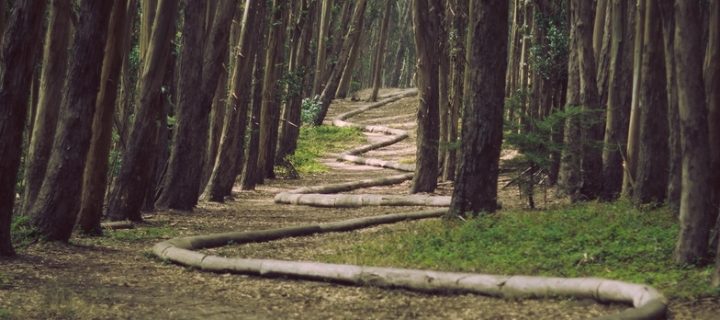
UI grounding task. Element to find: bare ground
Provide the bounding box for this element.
[1,89,718,319]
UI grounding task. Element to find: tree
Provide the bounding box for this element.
[623,0,645,196]
[0,0,48,255]
[335,4,366,99]
[707,0,720,287]
[21,0,73,215]
[558,5,582,201]
[601,0,634,201]
[448,0,508,216]
[633,0,668,206]
[443,0,467,182]
[312,0,368,126]
[673,0,714,265]
[27,0,114,241]
[409,0,443,193]
[370,0,393,102]
[204,0,266,201]
[311,0,334,96]
[105,0,180,222]
[78,0,136,235]
[659,0,681,212]
[158,0,237,209]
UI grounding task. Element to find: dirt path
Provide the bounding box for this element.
[0,90,713,319]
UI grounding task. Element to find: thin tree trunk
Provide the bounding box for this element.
[601,0,634,201]
[312,0,368,126]
[204,0,265,201]
[633,0,668,206]
[0,0,6,44]
[673,0,714,265]
[20,0,72,215]
[370,0,393,102]
[240,52,267,191]
[410,0,443,193]
[311,0,334,96]
[444,0,467,182]
[257,1,290,181]
[105,0,179,222]
[202,72,228,189]
[704,0,720,251]
[593,0,608,61]
[623,0,645,196]
[158,0,236,209]
[448,0,508,216]
[78,0,134,235]
[336,12,365,99]
[0,0,48,256]
[27,0,113,242]
[596,3,612,120]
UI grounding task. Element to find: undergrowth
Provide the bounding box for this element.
[320,200,719,299]
[287,126,364,174]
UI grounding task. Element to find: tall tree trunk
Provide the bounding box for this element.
[202,72,228,189]
[277,0,316,161]
[27,0,113,242]
[705,0,720,250]
[105,0,179,222]
[335,10,365,99]
[593,0,608,61]
[673,0,714,265]
[601,0,634,201]
[204,0,265,201]
[370,0,393,102]
[633,0,669,206]
[448,0,508,216]
[0,0,6,44]
[410,0,443,194]
[595,3,612,121]
[0,0,48,256]
[312,0,368,126]
[311,0,333,96]
[257,1,289,182]
[240,50,267,191]
[157,0,236,209]
[78,0,135,235]
[437,6,450,177]
[21,0,72,215]
[623,0,645,196]
[575,0,604,200]
[443,0,467,181]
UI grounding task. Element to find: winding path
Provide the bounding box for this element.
[153,90,667,320]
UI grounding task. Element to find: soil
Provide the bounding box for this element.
[1,89,718,319]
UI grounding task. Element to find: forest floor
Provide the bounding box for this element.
[0,89,717,319]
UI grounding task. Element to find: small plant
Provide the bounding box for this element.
[11,214,35,248]
[301,96,322,125]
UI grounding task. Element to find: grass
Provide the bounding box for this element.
[10,214,34,249]
[105,226,177,242]
[320,200,720,299]
[287,126,365,174]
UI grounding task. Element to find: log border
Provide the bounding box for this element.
[153,90,667,319]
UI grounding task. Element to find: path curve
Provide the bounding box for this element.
[153,90,667,320]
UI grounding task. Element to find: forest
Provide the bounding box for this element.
[0,0,719,319]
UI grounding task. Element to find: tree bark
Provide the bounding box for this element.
[312,0,368,126]
[410,0,443,194]
[204,0,265,202]
[78,0,135,235]
[20,0,72,215]
[593,0,608,61]
[448,0,508,215]
[673,0,714,265]
[0,0,6,44]
[0,0,48,255]
[444,0,467,182]
[311,0,334,96]
[27,0,113,242]
[623,0,645,196]
[633,0,668,206]
[370,0,393,102]
[704,0,720,253]
[240,50,267,191]
[105,0,179,222]
[335,8,366,99]
[601,0,634,201]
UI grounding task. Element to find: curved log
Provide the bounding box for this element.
[153,89,667,319]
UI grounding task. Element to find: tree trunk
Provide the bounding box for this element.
[0,0,48,255]
[26,0,113,242]
[20,0,72,215]
[311,0,334,96]
[633,0,668,206]
[277,0,316,162]
[673,0,714,265]
[202,72,228,189]
[443,0,467,182]
[575,0,604,201]
[448,0,508,216]
[257,1,290,182]
[704,0,720,256]
[0,0,6,44]
[595,3,612,122]
[158,0,236,209]
[105,0,179,222]
[335,10,365,99]
[593,0,608,61]
[204,0,265,202]
[601,0,634,201]
[240,52,267,191]
[437,6,450,178]
[312,0,368,126]
[623,0,645,196]
[78,0,135,235]
[370,1,393,102]
[410,0,443,194]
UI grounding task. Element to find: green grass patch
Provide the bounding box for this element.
[106,226,176,242]
[10,214,35,248]
[320,200,719,299]
[287,126,365,174]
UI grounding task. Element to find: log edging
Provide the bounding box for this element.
[153,90,667,319]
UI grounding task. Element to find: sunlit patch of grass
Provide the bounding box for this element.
[319,200,720,299]
[105,226,177,242]
[287,126,365,174]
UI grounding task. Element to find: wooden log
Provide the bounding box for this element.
[282,173,414,195]
[100,221,134,230]
[274,193,451,207]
